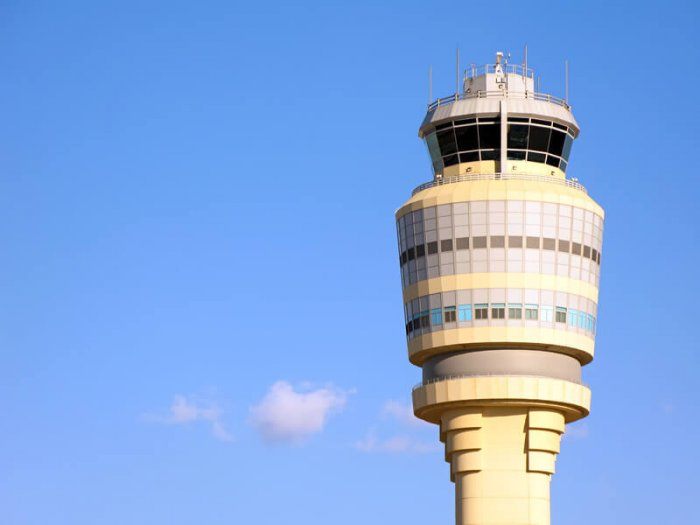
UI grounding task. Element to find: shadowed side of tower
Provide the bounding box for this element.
[395,53,603,525]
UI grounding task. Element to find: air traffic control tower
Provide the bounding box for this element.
[395,52,603,525]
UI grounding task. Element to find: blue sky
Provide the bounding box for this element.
[0,1,698,523]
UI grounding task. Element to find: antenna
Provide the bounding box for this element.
[565,60,569,103]
[524,44,528,78]
[456,47,460,95]
[429,65,433,103]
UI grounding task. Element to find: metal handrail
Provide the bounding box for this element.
[411,173,587,196]
[412,372,587,392]
[465,63,534,79]
[427,90,569,112]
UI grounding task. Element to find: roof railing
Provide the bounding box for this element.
[465,63,534,79]
[427,90,570,112]
[412,372,588,392]
[411,172,587,196]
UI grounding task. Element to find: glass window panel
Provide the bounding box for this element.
[480,149,499,160]
[474,304,489,319]
[441,239,453,252]
[508,124,529,149]
[425,132,444,172]
[562,134,574,161]
[508,303,523,319]
[491,303,505,319]
[528,126,551,152]
[427,241,438,255]
[460,151,479,163]
[555,306,567,323]
[458,304,472,321]
[478,123,500,150]
[548,130,566,157]
[473,236,487,248]
[546,155,560,167]
[525,304,538,320]
[444,306,457,323]
[431,308,443,326]
[527,151,546,163]
[532,119,551,126]
[490,236,505,248]
[456,237,469,250]
[443,154,459,167]
[508,236,523,248]
[437,128,457,155]
[455,118,476,125]
[541,306,553,322]
[455,125,479,151]
[507,150,527,160]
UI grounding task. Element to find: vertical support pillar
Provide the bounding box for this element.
[441,406,566,525]
[500,100,508,176]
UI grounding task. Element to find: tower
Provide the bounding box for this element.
[395,52,603,525]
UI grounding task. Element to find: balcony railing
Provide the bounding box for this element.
[412,372,587,392]
[411,172,587,196]
[427,90,570,112]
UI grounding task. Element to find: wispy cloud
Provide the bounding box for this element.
[144,394,233,442]
[564,421,590,440]
[381,400,428,428]
[354,430,438,454]
[249,381,350,444]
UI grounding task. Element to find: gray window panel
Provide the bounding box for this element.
[456,237,469,250]
[441,239,453,252]
[490,236,505,248]
[526,236,540,249]
[508,236,523,248]
[473,236,487,248]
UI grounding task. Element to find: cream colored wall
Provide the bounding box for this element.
[396,179,604,220]
[441,160,567,180]
[407,325,594,365]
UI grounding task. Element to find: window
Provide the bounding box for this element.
[455,125,478,151]
[507,124,529,149]
[542,238,556,250]
[525,304,539,320]
[583,245,591,258]
[556,306,567,324]
[436,128,457,155]
[478,123,500,150]
[491,303,505,319]
[548,130,566,157]
[443,154,459,167]
[475,303,489,319]
[415,244,425,257]
[508,236,523,248]
[407,247,415,260]
[572,242,582,255]
[473,236,487,248]
[431,308,443,326]
[458,304,472,321]
[507,150,526,160]
[526,236,540,249]
[508,303,522,319]
[444,306,456,323]
[441,239,453,252]
[568,309,577,327]
[490,236,505,248]
[528,126,551,152]
[541,306,553,322]
[558,240,570,253]
[456,237,469,250]
[460,151,479,163]
[427,241,438,255]
[420,310,430,328]
[527,151,546,163]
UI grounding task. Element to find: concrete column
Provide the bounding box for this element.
[441,406,565,525]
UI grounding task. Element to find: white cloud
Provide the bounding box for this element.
[381,400,428,428]
[354,431,438,454]
[249,381,349,444]
[564,421,590,440]
[145,394,233,442]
